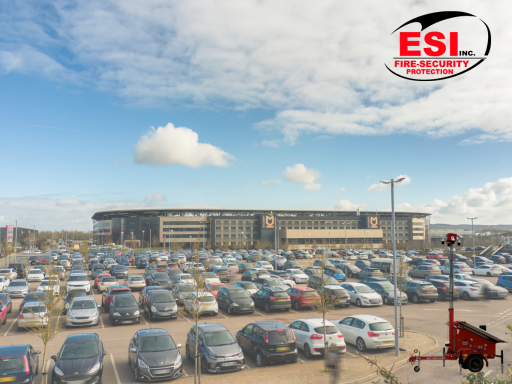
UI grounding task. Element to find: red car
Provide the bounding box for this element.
[167,262,179,269]
[101,286,131,312]
[206,283,226,297]
[94,273,111,288]
[426,253,444,259]
[286,287,320,310]
[0,302,7,326]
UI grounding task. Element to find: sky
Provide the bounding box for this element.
[1,0,512,231]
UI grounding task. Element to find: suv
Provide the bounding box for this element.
[497,275,512,291]
[217,286,255,315]
[252,288,291,312]
[8,263,26,278]
[186,323,245,373]
[236,321,296,367]
[409,265,441,279]
[356,268,383,279]
[403,281,438,303]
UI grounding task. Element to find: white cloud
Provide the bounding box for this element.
[261,140,279,148]
[55,199,82,206]
[134,123,234,168]
[283,163,322,190]
[260,180,281,185]
[368,175,411,191]
[4,2,512,145]
[143,193,167,202]
[333,187,346,194]
[331,200,367,211]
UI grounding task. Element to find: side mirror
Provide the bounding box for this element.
[51,355,57,362]
[103,351,109,355]
[177,343,182,348]
[36,351,41,355]
[129,348,136,353]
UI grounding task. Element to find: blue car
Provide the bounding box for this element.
[324,268,346,282]
[119,258,130,266]
[0,344,40,382]
[497,274,512,291]
[137,259,148,269]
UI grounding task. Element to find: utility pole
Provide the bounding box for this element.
[14,220,18,262]
[467,217,477,266]
[149,228,152,250]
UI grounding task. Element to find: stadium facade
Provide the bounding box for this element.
[91,209,431,250]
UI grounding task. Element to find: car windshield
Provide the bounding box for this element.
[152,293,174,303]
[228,289,250,299]
[114,266,127,271]
[67,292,86,301]
[354,285,374,293]
[9,281,26,286]
[369,322,394,331]
[59,341,99,360]
[22,305,46,313]
[302,290,318,296]
[29,270,42,274]
[153,273,168,279]
[178,285,194,292]
[115,297,137,307]
[314,325,338,334]
[266,279,282,286]
[0,357,24,371]
[69,276,88,281]
[72,300,96,309]
[240,283,257,289]
[102,277,117,282]
[140,335,176,352]
[268,329,294,343]
[332,269,343,274]
[198,296,215,303]
[379,285,395,292]
[203,330,236,346]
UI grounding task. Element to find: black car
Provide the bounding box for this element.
[217,286,255,315]
[109,294,141,325]
[430,280,460,301]
[212,268,231,283]
[129,328,182,381]
[407,257,425,266]
[307,275,339,290]
[236,321,297,367]
[271,271,293,280]
[145,263,158,273]
[63,290,88,313]
[51,333,107,384]
[283,260,302,270]
[0,293,12,314]
[0,344,40,382]
[338,264,361,278]
[241,271,258,282]
[238,263,254,273]
[488,255,506,264]
[147,272,172,289]
[19,292,47,312]
[144,289,178,320]
[252,288,291,313]
[111,265,129,279]
[355,260,371,269]
[139,286,165,307]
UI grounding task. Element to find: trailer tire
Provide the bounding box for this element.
[465,355,484,372]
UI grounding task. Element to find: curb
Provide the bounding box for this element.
[340,331,439,384]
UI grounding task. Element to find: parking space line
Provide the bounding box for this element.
[253,311,265,316]
[100,315,105,329]
[297,358,306,363]
[3,318,17,336]
[289,309,299,314]
[110,354,122,384]
[217,312,229,319]
[44,359,51,384]
[141,314,149,326]
[346,352,357,358]
[179,312,191,322]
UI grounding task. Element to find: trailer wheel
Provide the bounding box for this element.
[414,366,420,372]
[465,355,484,372]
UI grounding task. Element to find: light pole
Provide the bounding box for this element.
[171,230,174,251]
[149,229,152,250]
[467,217,477,267]
[489,225,494,249]
[14,220,18,262]
[380,177,406,357]
[240,231,244,250]
[142,230,145,249]
[66,227,69,245]
[33,225,36,253]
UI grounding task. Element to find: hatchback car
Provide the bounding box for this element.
[0,268,17,281]
[340,283,383,307]
[285,269,308,284]
[324,268,347,282]
[97,276,119,293]
[187,323,245,373]
[236,321,296,367]
[129,328,182,380]
[66,273,91,294]
[26,269,45,282]
[252,288,291,312]
[147,272,173,289]
[171,283,195,305]
[144,289,178,320]
[6,279,29,298]
[63,290,88,313]
[18,302,48,329]
[51,333,106,384]
[366,282,408,305]
[0,293,12,314]
[403,281,438,303]
[109,293,141,325]
[126,275,147,290]
[454,280,483,300]
[183,292,218,316]
[234,281,258,296]
[65,296,100,327]
[307,275,340,290]
[217,286,255,315]
[333,315,395,351]
[286,287,320,310]
[283,260,302,271]
[409,265,442,279]
[338,264,361,278]
[471,264,501,277]
[289,318,346,358]
[475,279,509,299]
[497,274,512,291]
[0,344,40,383]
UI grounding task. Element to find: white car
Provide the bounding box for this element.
[66,296,100,327]
[340,283,383,307]
[357,253,368,260]
[37,279,61,296]
[223,262,239,273]
[126,275,146,290]
[286,269,309,284]
[202,272,221,285]
[159,254,169,261]
[454,280,484,300]
[0,268,17,280]
[255,261,274,271]
[0,276,10,291]
[18,302,49,329]
[333,315,395,352]
[66,273,91,293]
[235,281,258,296]
[23,250,30,254]
[471,264,500,277]
[289,318,346,358]
[176,273,194,285]
[183,292,218,316]
[27,269,45,282]
[33,250,41,254]
[490,265,512,274]
[97,276,119,292]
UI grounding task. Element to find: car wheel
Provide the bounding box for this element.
[264,303,270,313]
[487,272,492,277]
[429,299,436,303]
[201,357,207,374]
[134,366,140,382]
[256,352,265,367]
[356,299,362,307]
[294,301,300,310]
[304,343,312,359]
[383,297,389,305]
[412,294,419,304]
[462,291,471,300]
[227,306,232,315]
[356,338,366,352]
[424,275,429,279]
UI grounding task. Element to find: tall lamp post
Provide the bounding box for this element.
[380,177,405,357]
[142,230,145,249]
[467,217,477,267]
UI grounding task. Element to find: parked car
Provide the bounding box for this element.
[408,265,442,279]
[289,318,345,358]
[65,296,100,327]
[66,273,91,294]
[217,286,255,315]
[307,275,340,290]
[497,274,512,291]
[427,280,460,301]
[101,286,132,312]
[440,262,472,275]
[324,268,346,282]
[333,315,395,352]
[365,282,408,305]
[471,264,501,277]
[0,293,12,314]
[236,321,296,367]
[313,260,335,269]
[286,287,320,310]
[254,277,289,291]
[110,265,129,280]
[26,269,45,282]
[171,283,195,305]
[63,290,88,314]
[355,260,371,269]
[472,279,509,299]
[126,275,146,290]
[109,293,141,325]
[51,333,106,384]
[488,255,506,264]
[97,276,119,293]
[285,269,308,284]
[129,328,183,380]
[252,288,291,313]
[0,276,9,292]
[18,302,48,329]
[36,278,60,296]
[403,281,438,303]
[340,283,382,307]
[0,344,40,383]
[147,272,173,289]
[6,279,29,298]
[8,263,26,278]
[144,289,178,320]
[238,263,254,273]
[338,264,361,278]
[183,291,218,316]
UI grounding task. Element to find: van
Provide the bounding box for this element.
[370,258,394,274]
[8,263,27,278]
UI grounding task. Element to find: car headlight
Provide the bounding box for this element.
[138,359,149,369]
[172,305,178,311]
[175,353,182,367]
[237,351,244,358]
[207,350,217,359]
[88,362,101,374]
[361,296,368,299]
[90,312,98,318]
[113,312,121,316]
[134,310,140,316]
[54,366,65,376]
[151,306,157,312]
[249,301,254,306]
[67,314,74,319]
[231,302,239,306]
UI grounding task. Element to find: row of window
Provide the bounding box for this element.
[215,227,254,233]
[162,221,206,226]
[162,227,204,232]
[215,234,252,240]
[278,220,359,226]
[213,220,257,226]
[281,226,358,230]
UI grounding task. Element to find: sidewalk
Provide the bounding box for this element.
[181,331,437,384]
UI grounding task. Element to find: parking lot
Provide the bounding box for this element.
[1,254,509,384]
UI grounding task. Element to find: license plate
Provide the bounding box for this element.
[382,341,393,345]
[278,299,287,301]
[0,378,15,382]
[152,369,172,374]
[223,361,237,366]
[427,291,435,294]
[203,303,212,306]
[338,300,346,303]
[277,346,290,351]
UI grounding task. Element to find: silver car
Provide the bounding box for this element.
[5,279,29,298]
[286,269,308,283]
[18,302,48,329]
[65,296,100,327]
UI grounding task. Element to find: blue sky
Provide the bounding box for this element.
[1,1,511,230]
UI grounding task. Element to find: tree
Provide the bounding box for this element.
[26,272,66,374]
[283,239,290,250]
[1,241,11,267]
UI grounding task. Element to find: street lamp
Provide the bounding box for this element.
[142,230,145,249]
[171,230,174,251]
[467,217,477,267]
[380,177,406,357]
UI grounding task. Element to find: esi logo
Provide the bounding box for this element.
[385,11,491,81]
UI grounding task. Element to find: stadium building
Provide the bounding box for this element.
[91,209,431,250]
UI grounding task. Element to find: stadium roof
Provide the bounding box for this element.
[91,208,431,221]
